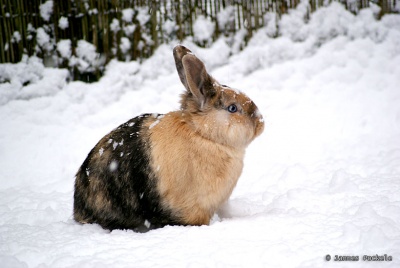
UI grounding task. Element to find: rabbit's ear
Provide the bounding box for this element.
[173,45,192,91]
[182,54,214,107]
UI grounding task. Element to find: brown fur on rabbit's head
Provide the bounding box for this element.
[173,45,264,149]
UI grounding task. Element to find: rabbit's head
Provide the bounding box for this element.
[173,45,264,148]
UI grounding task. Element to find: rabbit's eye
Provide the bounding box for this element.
[227,104,238,113]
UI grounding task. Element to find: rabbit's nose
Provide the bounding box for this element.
[251,107,263,119]
[255,117,265,137]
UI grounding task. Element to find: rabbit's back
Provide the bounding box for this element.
[73,114,180,231]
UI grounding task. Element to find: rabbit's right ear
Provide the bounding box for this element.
[174,45,214,108]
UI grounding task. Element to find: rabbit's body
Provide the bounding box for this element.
[145,111,245,226]
[74,45,264,231]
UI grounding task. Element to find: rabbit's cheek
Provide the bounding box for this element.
[224,122,253,148]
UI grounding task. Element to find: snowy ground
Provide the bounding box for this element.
[1,3,400,267]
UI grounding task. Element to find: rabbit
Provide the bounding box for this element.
[73,45,264,231]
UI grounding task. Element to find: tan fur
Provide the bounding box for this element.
[144,112,246,225]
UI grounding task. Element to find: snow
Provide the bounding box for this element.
[137,7,150,26]
[36,27,53,52]
[112,141,119,150]
[73,40,103,72]
[39,0,53,22]
[12,31,21,43]
[217,5,235,30]
[193,15,215,43]
[162,20,177,38]
[57,39,72,59]
[88,8,98,16]
[119,37,131,55]
[58,16,69,30]
[123,24,136,37]
[1,3,400,267]
[122,8,134,23]
[264,12,278,37]
[149,120,160,129]
[109,161,118,172]
[110,18,120,33]
[0,56,68,105]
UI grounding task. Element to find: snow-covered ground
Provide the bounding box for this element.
[1,3,400,267]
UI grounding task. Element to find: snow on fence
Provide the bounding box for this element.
[0,0,398,82]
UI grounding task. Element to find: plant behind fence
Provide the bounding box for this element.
[0,0,398,81]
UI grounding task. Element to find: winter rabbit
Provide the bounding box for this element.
[74,45,264,231]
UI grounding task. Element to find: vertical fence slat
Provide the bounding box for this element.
[3,0,13,62]
[0,0,5,63]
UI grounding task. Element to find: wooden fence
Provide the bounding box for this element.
[0,0,398,81]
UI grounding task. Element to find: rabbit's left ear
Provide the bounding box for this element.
[173,45,192,91]
[182,54,213,107]
[174,45,214,108]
